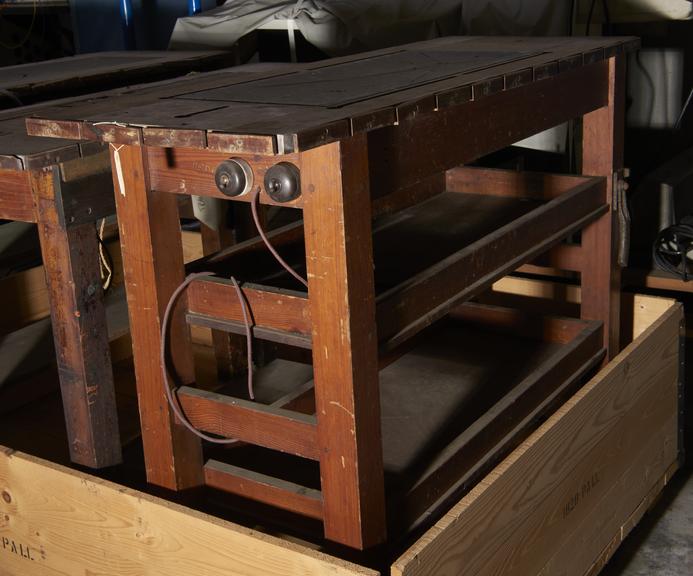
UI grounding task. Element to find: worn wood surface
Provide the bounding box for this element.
[374,178,606,349]
[302,134,387,549]
[0,50,236,107]
[392,300,681,576]
[176,386,319,460]
[187,277,311,336]
[204,460,324,520]
[0,169,34,222]
[26,37,639,154]
[580,56,626,360]
[31,166,121,469]
[0,447,376,576]
[0,294,679,576]
[111,144,203,490]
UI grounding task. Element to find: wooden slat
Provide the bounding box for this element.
[448,303,594,345]
[0,170,35,222]
[187,277,311,336]
[176,387,319,460]
[445,167,591,200]
[302,134,387,549]
[392,301,681,576]
[204,460,323,520]
[146,147,303,207]
[375,177,607,350]
[0,448,374,576]
[187,312,312,349]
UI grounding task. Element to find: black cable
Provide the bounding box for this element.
[653,221,693,281]
[602,0,611,34]
[585,0,598,36]
[160,189,308,444]
[585,0,610,36]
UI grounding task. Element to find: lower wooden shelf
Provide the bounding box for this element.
[186,303,603,539]
[0,290,682,576]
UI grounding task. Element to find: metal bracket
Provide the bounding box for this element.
[613,168,631,268]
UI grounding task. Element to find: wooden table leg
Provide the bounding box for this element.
[581,55,625,359]
[302,133,387,549]
[111,144,203,490]
[31,166,121,468]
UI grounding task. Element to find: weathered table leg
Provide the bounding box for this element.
[581,55,625,359]
[302,133,387,549]
[111,144,203,490]
[31,166,121,468]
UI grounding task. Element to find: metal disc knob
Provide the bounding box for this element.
[264,162,301,203]
[215,159,251,197]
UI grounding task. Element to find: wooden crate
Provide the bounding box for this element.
[0,292,682,576]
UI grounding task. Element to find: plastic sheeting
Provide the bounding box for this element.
[170,0,463,53]
[170,1,572,54]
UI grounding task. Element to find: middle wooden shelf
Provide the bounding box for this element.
[184,166,606,353]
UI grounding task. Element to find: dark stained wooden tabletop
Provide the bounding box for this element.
[26,36,639,156]
[0,52,260,171]
[0,50,235,108]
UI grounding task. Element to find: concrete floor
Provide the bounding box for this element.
[602,464,693,575]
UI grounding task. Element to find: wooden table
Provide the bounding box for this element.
[0,50,239,108]
[0,50,245,469]
[27,36,638,549]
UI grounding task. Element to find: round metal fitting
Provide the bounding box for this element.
[214,158,253,197]
[264,162,301,203]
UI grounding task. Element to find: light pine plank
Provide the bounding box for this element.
[393,300,682,576]
[0,448,377,576]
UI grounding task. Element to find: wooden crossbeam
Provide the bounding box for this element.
[177,387,319,460]
[204,459,323,520]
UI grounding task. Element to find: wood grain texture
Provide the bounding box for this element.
[187,277,311,336]
[199,220,244,381]
[24,37,639,154]
[0,50,236,106]
[0,448,375,576]
[204,460,324,520]
[368,61,608,195]
[177,387,319,460]
[111,144,203,490]
[302,134,387,549]
[146,147,303,207]
[31,167,121,469]
[445,166,591,200]
[0,169,35,222]
[375,177,606,349]
[580,55,626,360]
[393,301,681,576]
[400,316,604,531]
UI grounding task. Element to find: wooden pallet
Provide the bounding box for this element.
[0,292,682,576]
